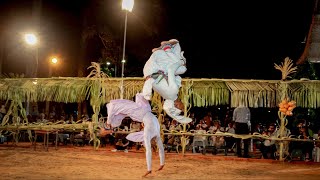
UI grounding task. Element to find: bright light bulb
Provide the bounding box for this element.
[51,58,58,64]
[122,0,134,12]
[25,34,37,45]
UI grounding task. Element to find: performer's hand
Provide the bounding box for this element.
[142,171,152,177]
[156,165,164,171]
[99,128,113,137]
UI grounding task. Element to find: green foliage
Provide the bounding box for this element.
[98,58,114,77]
[293,61,319,80]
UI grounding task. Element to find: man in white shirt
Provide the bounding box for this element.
[233,105,251,158]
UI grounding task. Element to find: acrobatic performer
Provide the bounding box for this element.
[142,39,192,124]
[100,93,165,177]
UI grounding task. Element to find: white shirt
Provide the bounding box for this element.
[233,106,251,123]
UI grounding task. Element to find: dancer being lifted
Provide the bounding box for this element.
[100,93,165,177]
[142,39,192,124]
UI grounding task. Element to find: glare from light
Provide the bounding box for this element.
[122,0,134,12]
[25,34,37,45]
[51,57,58,64]
[121,59,126,63]
[32,80,38,85]
[106,62,111,65]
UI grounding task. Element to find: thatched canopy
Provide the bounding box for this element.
[289,80,320,108]
[0,77,319,108]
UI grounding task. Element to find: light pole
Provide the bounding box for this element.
[120,0,134,99]
[24,33,38,78]
[46,56,58,116]
[24,33,38,116]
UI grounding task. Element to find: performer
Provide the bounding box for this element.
[142,39,192,124]
[100,93,165,177]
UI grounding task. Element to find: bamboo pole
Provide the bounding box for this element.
[278,112,285,161]
[179,80,193,155]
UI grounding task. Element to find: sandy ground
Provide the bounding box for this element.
[0,143,320,180]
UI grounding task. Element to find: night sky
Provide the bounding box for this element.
[0,0,315,79]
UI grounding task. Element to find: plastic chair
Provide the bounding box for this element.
[192,130,208,154]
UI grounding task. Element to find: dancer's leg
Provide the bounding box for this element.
[166,60,184,93]
[162,61,192,124]
[151,61,182,100]
[155,136,165,170]
[171,40,181,59]
[143,136,152,177]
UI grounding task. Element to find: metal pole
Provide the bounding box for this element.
[27,46,39,116]
[35,47,39,78]
[120,10,128,99]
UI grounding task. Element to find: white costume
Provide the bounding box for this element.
[142,39,192,124]
[106,93,165,174]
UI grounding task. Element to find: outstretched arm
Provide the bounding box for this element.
[99,128,113,137]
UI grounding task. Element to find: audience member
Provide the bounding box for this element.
[233,104,251,158]
[260,123,277,159]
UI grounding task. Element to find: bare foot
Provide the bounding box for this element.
[156,165,164,171]
[142,171,152,177]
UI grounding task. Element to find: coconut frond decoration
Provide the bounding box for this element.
[274,57,298,80]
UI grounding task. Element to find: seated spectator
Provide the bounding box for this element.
[188,112,197,130]
[260,124,277,159]
[253,123,264,134]
[203,111,213,130]
[225,122,236,150]
[0,104,6,123]
[191,128,208,153]
[111,138,129,153]
[166,120,180,144]
[209,120,225,148]
[291,120,306,136]
[98,126,116,146]
[209,120,224,133]
[58,132,69,145]
[315,130,320,148]
[73,131,86,146]
[130,121,141,132]
[0,104,6,114]
[36,113,48,123]
[30,106,39,121]
[297,126,314,161]
[49,108,56,120]
[196,119,208,131]
[253,123,264,151]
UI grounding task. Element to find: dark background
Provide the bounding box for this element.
[0,0,316,79]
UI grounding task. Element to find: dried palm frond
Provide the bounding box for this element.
[87,62,109,78]
[0,73,25,78]
[274,57,298,80]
